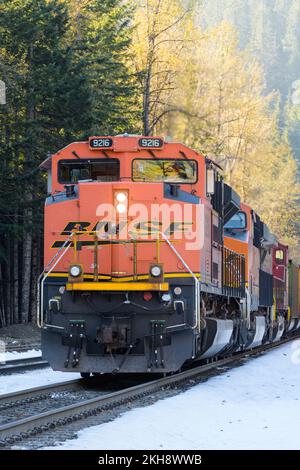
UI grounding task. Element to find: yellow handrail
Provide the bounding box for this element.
[67,230,170,282]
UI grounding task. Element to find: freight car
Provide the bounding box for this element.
[38,135,300,376]
[288,259,300,331]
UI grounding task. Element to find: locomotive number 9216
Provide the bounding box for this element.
[138,137,164,149]
[89,138,113,149]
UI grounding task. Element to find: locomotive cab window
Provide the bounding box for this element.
[224,211,247,230]
[58,159,119,183]
[132,159,197,183]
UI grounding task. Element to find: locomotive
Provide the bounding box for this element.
[39,135,300,376]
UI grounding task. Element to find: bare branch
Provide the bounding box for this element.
[154,8,191,39]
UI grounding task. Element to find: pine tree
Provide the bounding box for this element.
[0,0,77,323]
[66,0,140,135]
[0,0,139,325]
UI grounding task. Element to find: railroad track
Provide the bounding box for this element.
[0,334,298,449]
[5,343,41,353]
[0,356,48,374]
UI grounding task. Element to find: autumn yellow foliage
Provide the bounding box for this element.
[131,8,300,259]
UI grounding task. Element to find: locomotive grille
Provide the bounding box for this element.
[222,247,245,298]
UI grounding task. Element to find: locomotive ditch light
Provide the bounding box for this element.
[68,264,84,283]
[151,265,162,277]
[70,265,81,277]
[149,263,164,282]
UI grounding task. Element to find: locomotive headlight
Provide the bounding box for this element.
[116,192,127,203]
[116,203,127,214]
[150,265,162,277]
[69,265,82,277]
[114,191,128,215]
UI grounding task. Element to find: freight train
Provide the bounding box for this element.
[38,135,300,376]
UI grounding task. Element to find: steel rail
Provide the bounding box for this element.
[0,356,48,375]
[0,379,84,407]
[0,334,298,446]
[5,344,41,353]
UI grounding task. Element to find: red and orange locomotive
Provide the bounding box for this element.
[39,135,300,375]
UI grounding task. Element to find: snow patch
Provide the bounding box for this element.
[0,367,80,395]
[43,340,300,450]
[1,349,42,362]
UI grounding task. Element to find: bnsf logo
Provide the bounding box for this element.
[51,221,193,248]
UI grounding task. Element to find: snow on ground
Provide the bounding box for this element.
[0,367,80,395]
[44,340,300,450]
[0,349,41,362]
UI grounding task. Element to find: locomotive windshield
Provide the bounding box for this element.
[132,159,197,183]
[58,159,119,183]
[224,211,247,230]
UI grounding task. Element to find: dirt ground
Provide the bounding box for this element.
[0,323,41,350]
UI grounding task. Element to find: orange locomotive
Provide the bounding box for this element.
[39,135,300,375]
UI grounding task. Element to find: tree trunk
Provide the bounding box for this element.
[21,43,34,324]
[143,38,154,136]
[21,193,33,324]
[143,67,151,136]
[7,238,12,325]
[13,228,19,324]
[0,264,6,328]
[21,233,32,324]
[30,235,38,324]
